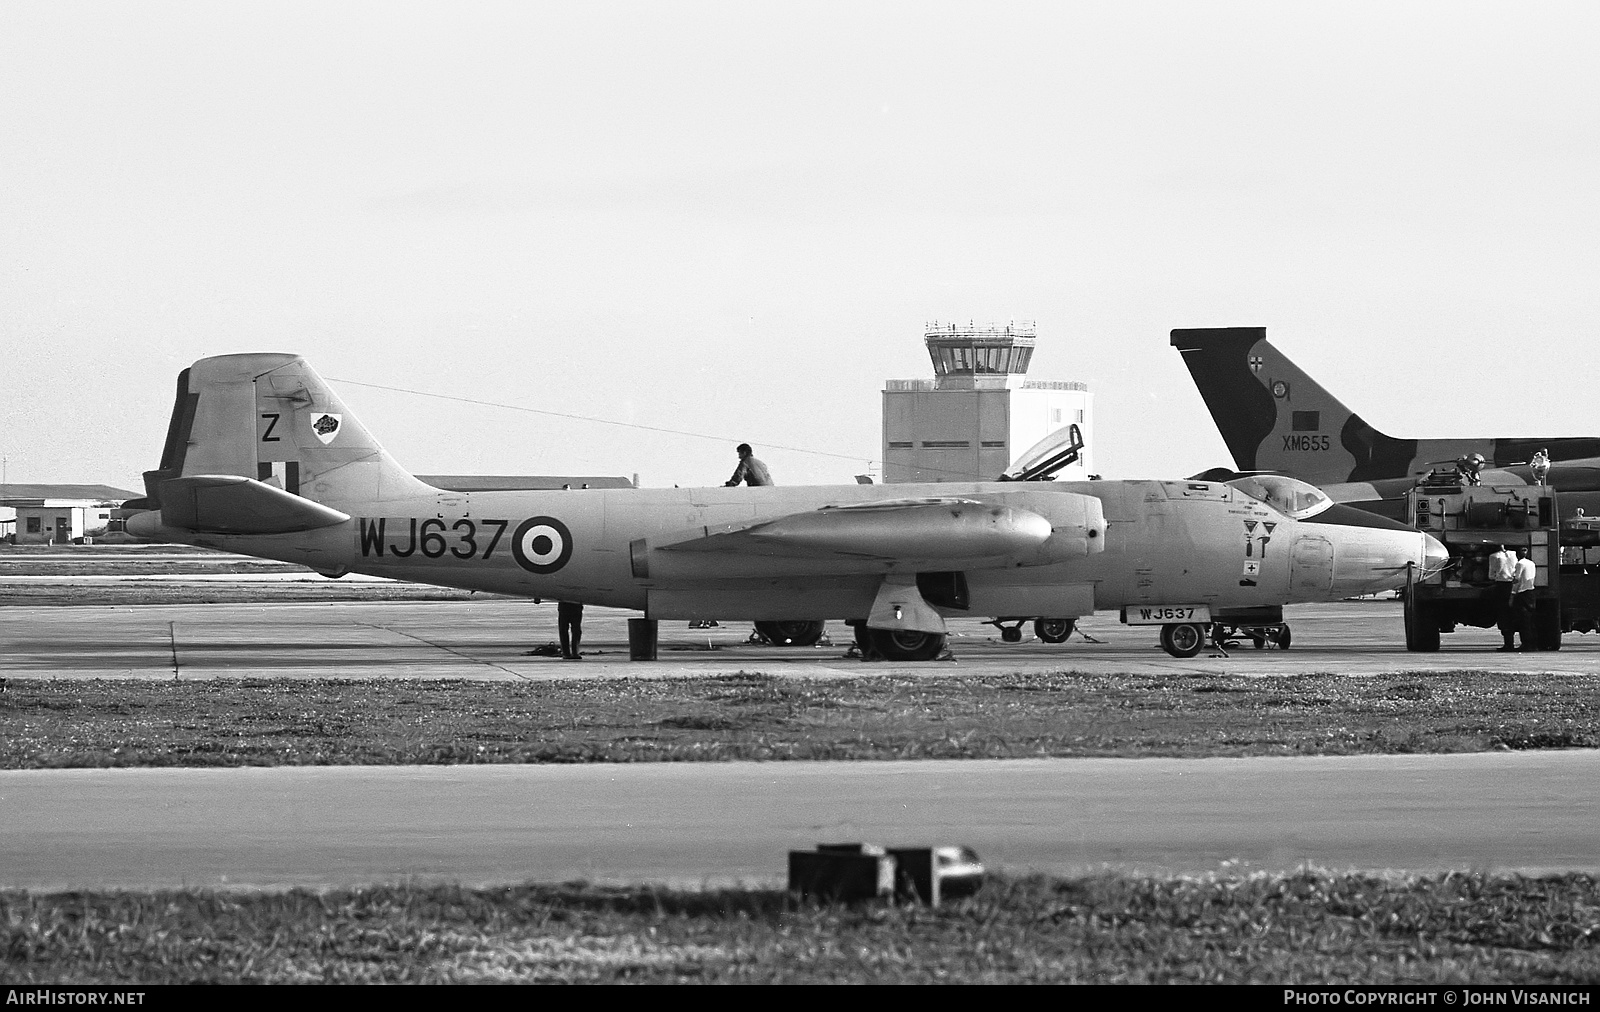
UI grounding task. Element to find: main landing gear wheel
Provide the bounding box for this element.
[1034,618,1075,644]
[1159,622,1206,658]
[868,628,948,662]
[1274,625,1291,650]
[753,620,826,647]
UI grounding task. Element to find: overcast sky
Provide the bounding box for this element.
[4,1,1597,490]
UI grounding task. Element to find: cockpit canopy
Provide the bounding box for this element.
[1002,423,1085,482]
[1226,474,1334,519]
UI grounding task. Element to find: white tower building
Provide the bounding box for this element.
[882,322,1093,483]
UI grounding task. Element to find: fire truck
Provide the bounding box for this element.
[1403,472,1600,651]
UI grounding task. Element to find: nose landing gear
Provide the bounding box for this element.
[1210,621,1291,652]
[982,617,1078,643]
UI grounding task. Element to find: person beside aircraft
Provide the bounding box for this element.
[1511,548,1539,651]
[724,443,773,487]
[558,601,584,660]
[1488,544,1518,652]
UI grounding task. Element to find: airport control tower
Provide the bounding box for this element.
[882,322,1093,483]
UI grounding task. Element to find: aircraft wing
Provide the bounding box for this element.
[657,497,1054,560]
[157,474,351,535]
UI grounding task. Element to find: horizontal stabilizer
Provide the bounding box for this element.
[660,498,1052,560]
[158,475,351,534]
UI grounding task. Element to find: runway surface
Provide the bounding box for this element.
[3,752,1596,891]
[7,598,1600,680]
[6,584,1598,894]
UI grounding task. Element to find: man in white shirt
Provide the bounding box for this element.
[1488,544,1518,651]
[1510,548,1539,650]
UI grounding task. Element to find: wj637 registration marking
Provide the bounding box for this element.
[357,516,574,575]
[358,518,510,561]
[1122,605,1212,625]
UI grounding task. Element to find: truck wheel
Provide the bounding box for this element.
[1536,602,1563,651]
[868,628,947,662]
[1404,598,1440,652]
[1159,622,1205,658]
[1033,618,1074,644]
[753,620,825,647]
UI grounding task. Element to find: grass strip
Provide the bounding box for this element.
[2,671,1596,767]
[4,872,1597,983]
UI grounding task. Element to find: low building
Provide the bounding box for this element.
[0,484,140,544]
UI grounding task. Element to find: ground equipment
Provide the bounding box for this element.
[1403,472,1600,651]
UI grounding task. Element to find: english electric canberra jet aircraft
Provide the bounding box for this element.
[124,354,1446,659]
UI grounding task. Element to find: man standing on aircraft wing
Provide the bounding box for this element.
[1531,449,1551,484]
[725,443,773,487]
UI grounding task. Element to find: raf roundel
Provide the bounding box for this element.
[511,516,573,574]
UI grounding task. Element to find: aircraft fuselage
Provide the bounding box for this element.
[137,477,1432,622]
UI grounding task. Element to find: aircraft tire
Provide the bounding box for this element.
[1274,625,1292,650]
[869,628,947,662]
[1034,618,1074,644]
[1251,632,1267,650]
[754,620,826,647]
[1001,625,1023,643]
[1159,622,1205,658]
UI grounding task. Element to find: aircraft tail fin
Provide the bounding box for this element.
[1170,327,1417,484]
[140,353,433,518]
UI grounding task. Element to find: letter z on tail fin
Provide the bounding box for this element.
[142,353,433,520]
[1171,327,1418,484]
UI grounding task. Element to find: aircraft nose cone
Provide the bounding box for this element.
[1423,532,1449,574]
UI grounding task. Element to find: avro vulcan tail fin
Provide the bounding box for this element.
[1170,327,1418,484]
